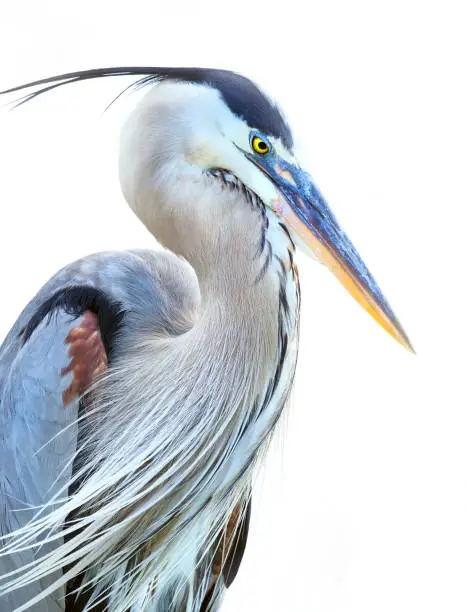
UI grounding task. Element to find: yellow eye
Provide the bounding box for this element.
[251,135,270,155]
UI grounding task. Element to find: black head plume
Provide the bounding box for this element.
[0,66,293,150]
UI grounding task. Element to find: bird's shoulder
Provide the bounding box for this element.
[1,248,200,363]
[0,247,200,457]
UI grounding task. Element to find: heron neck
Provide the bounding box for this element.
[185,206,299,390]
[190,203,287,302]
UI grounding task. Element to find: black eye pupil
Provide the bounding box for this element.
[258,141,267,150]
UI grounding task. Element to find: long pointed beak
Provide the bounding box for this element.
[251,154,413,352]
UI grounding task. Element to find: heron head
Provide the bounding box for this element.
[118,69,412,352]
[1,66,412,351]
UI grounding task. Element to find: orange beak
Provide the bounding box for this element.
[249,153,413,352]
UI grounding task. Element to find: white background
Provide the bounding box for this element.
[0,1,466,610]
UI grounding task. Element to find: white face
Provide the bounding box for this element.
[118,80,295,227]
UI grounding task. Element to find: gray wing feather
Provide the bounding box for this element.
[0,249,199,611]
[1,312,81,612]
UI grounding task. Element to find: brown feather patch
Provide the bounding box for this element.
[61,311,107,406]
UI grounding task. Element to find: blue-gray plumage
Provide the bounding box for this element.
[1,250,200,610]
[0,67,411,612]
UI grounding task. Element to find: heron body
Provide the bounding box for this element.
[0,68,411,611]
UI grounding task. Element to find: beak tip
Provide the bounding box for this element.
[395,328,416,354]
[404,339,416,355]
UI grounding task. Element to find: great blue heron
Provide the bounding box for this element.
[0,67,412,612]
